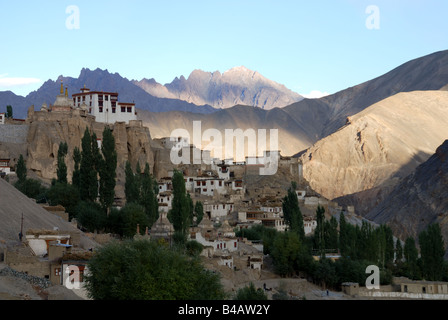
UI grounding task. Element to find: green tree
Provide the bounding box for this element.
[270,231,302,276]
[80,128,98,202]
[6,105,13,118]
[395,239,403,263]
[16,154,27,182]
[194,201,204,226]
[46,182,80,220]
[314,205,326,257]
[72,147,81,189]
[168,170,191,244]
[76,201,107,233]
[124,161,139,204]
[106,207,125,237]
[419,223,446,281]
[339,212,349,256]
[139,163,159,227]
[56,141,68,184]
[121,202,149,238]
[14,154,47,201]
[85,239,226,300]
[234,282,267,300]
[98,126,117,213]
[15,178,47,201]
[313,258,338,290]
[282,182,305,240]
[404,237,421,280]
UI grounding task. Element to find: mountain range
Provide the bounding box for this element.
[141,50,448,157]
[133,66,303,110]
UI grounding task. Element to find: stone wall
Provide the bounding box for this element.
[0,124,29,144]
[3,249,51,279]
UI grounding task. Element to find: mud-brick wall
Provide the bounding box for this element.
[0,124,29,144]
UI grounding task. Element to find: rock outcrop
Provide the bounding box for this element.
[25,109,154,199]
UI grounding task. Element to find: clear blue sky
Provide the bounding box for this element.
[0,0,447,97]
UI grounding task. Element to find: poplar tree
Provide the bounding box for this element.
[98,126,117,213]
[404,237,420,280]
[56,141,68,184]
[72,147,81,189]
[16,154,27,182]
[6,105,13,119]
[314,205,326,257]
[140,163,158,227]
[194,201,204,226]
[80,127,98,202]
[419,223,446,281]
[125,160,139,204]
[168,170,191,244]
[282,182,305,240]
[339,212,348,257]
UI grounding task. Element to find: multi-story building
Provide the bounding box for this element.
[71,86,137,124]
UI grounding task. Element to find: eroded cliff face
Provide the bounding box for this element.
[299,91,448,200]
[25,110,155,199]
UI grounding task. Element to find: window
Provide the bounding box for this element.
[55,268,61,276]
[127,107,132,113]
[105,95,109,101]
[99,107,103,113]
[99,101,103,107]
[121,107,126,113]
[112,107,116,114]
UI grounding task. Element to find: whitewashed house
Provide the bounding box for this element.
[194,176,226,197]
[72,86,137,124]
[157,191,172,213]
[204,202,235,220]
[304,216,317,235]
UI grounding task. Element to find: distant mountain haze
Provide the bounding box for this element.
[133,66,303,110]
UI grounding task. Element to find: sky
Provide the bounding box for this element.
[0,0,447,98]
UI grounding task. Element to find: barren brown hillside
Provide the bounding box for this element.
[299,90,448,200]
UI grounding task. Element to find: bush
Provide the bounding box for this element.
[75,201,106,233]
[185,240,204,257]
[46,182,80,219]
[234,282,267,300]
[14,178,47,201]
